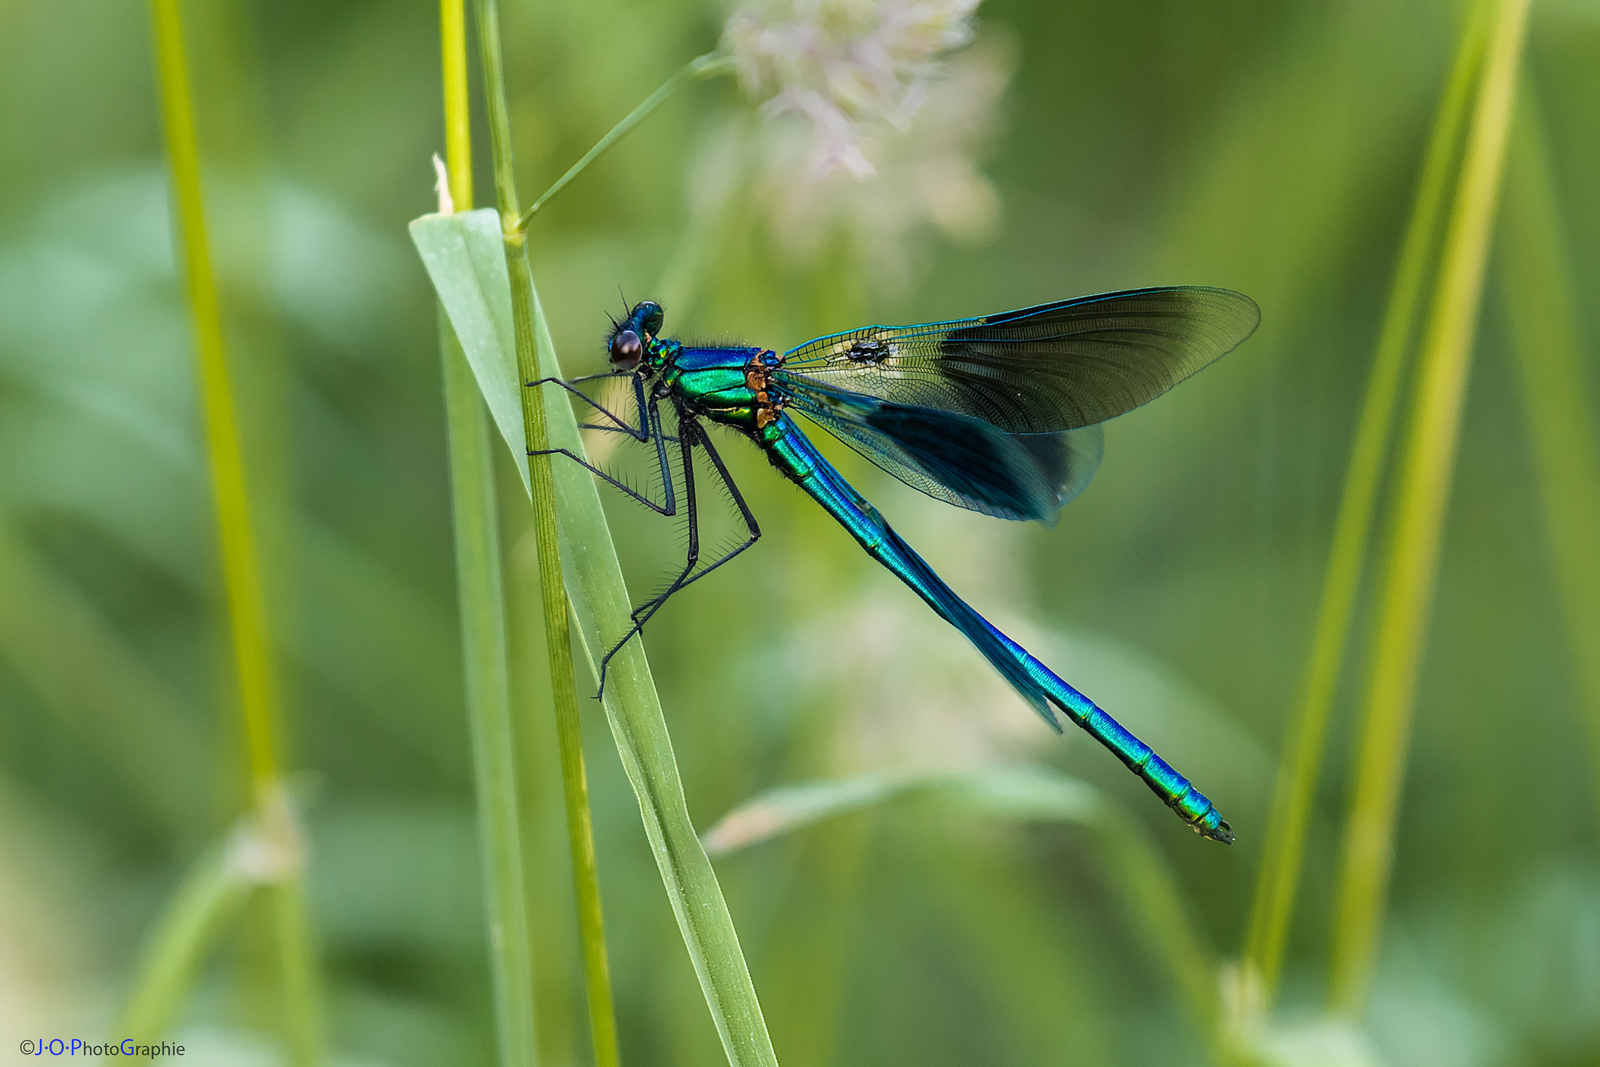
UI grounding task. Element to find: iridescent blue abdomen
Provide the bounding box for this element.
[753,412,1231,842]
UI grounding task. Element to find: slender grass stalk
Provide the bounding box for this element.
[1499,88,1600,829]
[146,1,319,1060]
[473,3,621,1064]
[148,0,277,810]
[1241,0,1491,1004]
[1326,0,1530,1015]
[437,5,539,1066]
[441,3,471,202]
[516,51,733,229]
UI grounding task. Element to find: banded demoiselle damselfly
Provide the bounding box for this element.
[531,288,1258,842]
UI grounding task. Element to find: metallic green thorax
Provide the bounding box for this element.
[646,337,779,433]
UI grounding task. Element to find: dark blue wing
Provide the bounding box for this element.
[776,286,1259,434]
[781,381,1103,525]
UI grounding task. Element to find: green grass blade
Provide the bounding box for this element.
[705,767,1217,1046]
[512,252,622,1067]
[472,5,623,1053]
[532,280,777,1067]
[435,6,541,1065]
[702,774,917,854]
[1499,87,1600,830]
[1241,0,1493,1004]
[414,213,531,495]
[441,322,540,1067]
[1326,0,1531,1016]
[147,0,282,803]
[411,208,780,1067]
[146,1,320,1058]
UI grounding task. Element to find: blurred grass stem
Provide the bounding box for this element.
[1327,0,1530,1015]
[1499,89,1600,830]
[438,4,539,1067]
[441,318,540,1067]
[474,2,622,1063]
[1241,0,1490,1004]
[146,0,320,1059]
[517,51,733,229]
[705,769,1217,1054]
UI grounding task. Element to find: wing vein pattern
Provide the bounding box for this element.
[777,286,1260,435]
[771,286,1258,523]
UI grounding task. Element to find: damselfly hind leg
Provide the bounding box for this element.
[627,426,759,619]
[594,416,761,699]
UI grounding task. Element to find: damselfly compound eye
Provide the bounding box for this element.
[610,329,643,370]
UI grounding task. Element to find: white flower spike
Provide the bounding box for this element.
[724,0,984,180]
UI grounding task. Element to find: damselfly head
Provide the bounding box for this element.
[606,300,665,371]
[625,300,664,338]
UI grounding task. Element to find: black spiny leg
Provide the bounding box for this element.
[528,373,649,439]
[629,423,760,611]
[594,417,762,697]
[526,374,677,515]
[578,424,680,444]
[594,413,701,694]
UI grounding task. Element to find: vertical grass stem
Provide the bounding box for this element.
[437,7,540,1064]
[146,1,320,1059]
[1499,88,1600,831]
[473,3,621,1063]
[1241,0,1491,1003]
[1326,0,1530,1015]
[118,842,252,1041]
[148,0,277,801]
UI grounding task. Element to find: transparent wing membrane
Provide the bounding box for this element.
[778,286,1260,434]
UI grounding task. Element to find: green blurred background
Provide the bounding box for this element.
[2,0,1598,1064]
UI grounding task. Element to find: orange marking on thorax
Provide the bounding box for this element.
[746,354,782,429]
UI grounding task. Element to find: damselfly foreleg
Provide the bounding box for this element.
[526,377,677,515]
[526,372,649,439]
